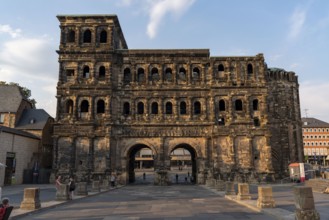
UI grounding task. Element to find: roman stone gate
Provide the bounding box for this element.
[53,15,303,186]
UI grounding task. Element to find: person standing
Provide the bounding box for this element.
[55,176,62,190]
[68,177,75,200]
[110,174,116,188]
[0,198,10,220]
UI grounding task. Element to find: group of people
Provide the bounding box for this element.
[55,176,75,200]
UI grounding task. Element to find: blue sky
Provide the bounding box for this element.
[1,0,329,121]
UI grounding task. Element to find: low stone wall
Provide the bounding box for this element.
[257,186,275,208]
[294,186,320,220]
[20,188,41,210]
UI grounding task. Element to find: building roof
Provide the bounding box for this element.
[302,117,329,128]
[0,125,40,139]
[0,85,24,112]
[15,109,52,130]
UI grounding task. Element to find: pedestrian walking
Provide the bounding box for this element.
[110,174,116,187]
[143,173,146,180]
[55,176,62,190]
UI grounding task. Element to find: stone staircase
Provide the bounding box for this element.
[305,179,329,193]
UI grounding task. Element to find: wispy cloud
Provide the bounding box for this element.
[0,24,21,38]
[288,8,306,39]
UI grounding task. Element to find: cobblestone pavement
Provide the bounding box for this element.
[14,184,276,220]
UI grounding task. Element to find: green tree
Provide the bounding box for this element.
[0,81,37,108]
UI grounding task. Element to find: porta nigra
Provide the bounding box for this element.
[53,15,303,185]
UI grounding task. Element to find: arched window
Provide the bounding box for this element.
[192,67,200,80]
[253,99,259,111]
[123,102,130,115]
[151,102,158,114]
[194,101,201,115]
[80,100,89,112]
[247,64,253,74]
[99,66,106,79]
[83,29,92,43]
[180,101,187,114]
[219,100,225,111]
[65,99,74,114]
[235,99,243,111]
[254,117,260,127]
[151,67,159,81]
[67,30,75,43]
[137,68,145,82]
[165,102,172,114]
[178,67,186,80]
[165,68,172,81]
[100,30,107,43]
[218,64,224,72]
[137,102,144,114]
[97,100,105,113]
[124,68,131,83]
[83,66,90,78]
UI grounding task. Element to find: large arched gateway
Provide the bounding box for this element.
[54,15,303,186]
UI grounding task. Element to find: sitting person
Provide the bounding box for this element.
[0,198,12,220]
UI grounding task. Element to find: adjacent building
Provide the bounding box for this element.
[54,15,303,185]
[0,84,53,186]
[302,117,329,165]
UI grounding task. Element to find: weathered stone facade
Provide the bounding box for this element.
[53,15,303,184]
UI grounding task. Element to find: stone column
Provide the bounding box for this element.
[237,183,251,200]
[76,182,88,196]
[91,180,101,192]
[294,186,320,220]
[52,136,59,170]
[257,186,275,208]
[56,184,70,201]
[20,188,41,210]
[225,182,236,195]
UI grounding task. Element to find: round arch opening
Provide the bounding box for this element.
[127,144,155,184]
[170,144,197,184]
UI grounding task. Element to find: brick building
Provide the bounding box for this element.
[54,15,303,184]
[0,85,53,186]
[302,117,329,166]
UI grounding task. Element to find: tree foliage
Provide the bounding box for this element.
[0,81,37,108]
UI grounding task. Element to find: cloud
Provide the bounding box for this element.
[288,8,306,39]
[146,0,195,38]
[0,31,58,117]
[0,24,21,38]
[299,81,329,122]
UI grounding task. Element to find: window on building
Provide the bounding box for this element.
[83,66,90,78]
[218,64,224,72]
[83,29,92,43]
[97,100,105,113]
[123,102,130,115]
[194,101,201,115]
[151,67,159,81]
[65,99,74,114]
[67,30,75,43]
[235,99,243,111]
[80,100,89,112]
[151,102,158,114]
[192,67,200,80]
[219,100,225,111]
[100,30,107,43]
[137,102,144,114]
[123,68,131,83]
[165,68,172,81]
[253,99,259,111]
[254,117,260,127]
[99,66,106,79]
[0,113,4,123]
[178,67,186,80]
[137,68,145,82]
[66,69,75,77]
[165,102,172,114]
[218,117,225,125]
[247,64,253,74]
[180,101,187,114]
